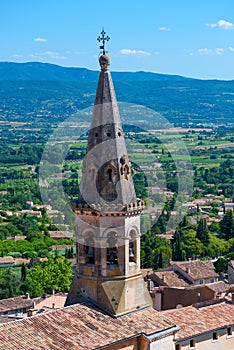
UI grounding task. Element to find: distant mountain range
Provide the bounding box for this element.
[0,61,193,82]
[0,61,234,126]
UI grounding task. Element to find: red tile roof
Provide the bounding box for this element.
[0,296,33,313]
[162,300,234,341]
[206,281,234,294]
[49,231,74,240]
[0,257,14,264]
[172,260,218,280]
[152,271,190,287]
[0,302,175,349]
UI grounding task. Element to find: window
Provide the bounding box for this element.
[199,279,204,285]
[210,278,215,283]
[212,332,218,341]
[175,344,181,350]
[108,168,113,182]
[189,339,195,348]
[227,327,233,337]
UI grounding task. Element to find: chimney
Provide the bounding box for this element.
[147,279,154,292]
[186,267,190,274]
[162,274,165,282]
[25,293,30,299]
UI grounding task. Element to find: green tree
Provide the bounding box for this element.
[184,230,204,259]
[206,234,229,257]
[21,263,27,282]
[0,268,21,299]
[22,257,74,298]
[213,257,228,274]
[220,210,234,240]
[196,218,210,246]
[172,229,186,261]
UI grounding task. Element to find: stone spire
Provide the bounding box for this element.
[78,36,136,212]
[66,31,151,316]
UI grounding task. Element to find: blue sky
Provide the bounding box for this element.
[1,0,234,79]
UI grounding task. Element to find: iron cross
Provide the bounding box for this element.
[97,29,110,54]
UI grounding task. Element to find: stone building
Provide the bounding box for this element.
[65,33,150,316]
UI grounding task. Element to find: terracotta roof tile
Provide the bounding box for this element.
[0,257,14,264]
[162,300,234,341]
[172,260,218,280]
[0,296,33,313]
[206,281,234,293]
[151,271,190,287]
[0,302,175,349]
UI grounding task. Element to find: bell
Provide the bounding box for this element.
[129,247,134,258]
[109,252,116,263]
[86,246,94,258]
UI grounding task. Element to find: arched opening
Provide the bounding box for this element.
[106,232,118,266]
[120,156,130,180]
[129,230,137,264]
[84,236,95,264]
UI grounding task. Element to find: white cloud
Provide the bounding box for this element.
[10,54,25,59]
[159,27,171,31]
[30,51,66,60]
[198,48,225,55]
[215,48,225,55]
[34,37,48,42]
[229,46,234,52]
[10,51,66,62]
[206,19,234,30]
[120,49,151,56]
[42,51,66,59]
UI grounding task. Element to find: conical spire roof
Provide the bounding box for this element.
[78,53,137,211]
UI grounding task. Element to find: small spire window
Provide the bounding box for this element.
[108,168,113,182]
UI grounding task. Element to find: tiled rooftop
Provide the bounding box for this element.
[0,296,33,313]
[152,271,190,287]
[162,300,234,341]
[49,231,74,239]
[0,302,175,350]
[172,260,218,280]
[206,281,234,294]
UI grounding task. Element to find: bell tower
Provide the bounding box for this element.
[65,30,151,316]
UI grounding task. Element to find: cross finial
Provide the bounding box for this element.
[97,29,110,55]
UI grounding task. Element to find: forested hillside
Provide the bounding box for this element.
[0,62,234,128]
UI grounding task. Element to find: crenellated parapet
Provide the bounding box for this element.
[72,199,145,217]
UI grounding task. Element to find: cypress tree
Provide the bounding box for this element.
[196,218,210,245]
[220,210,234,240]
